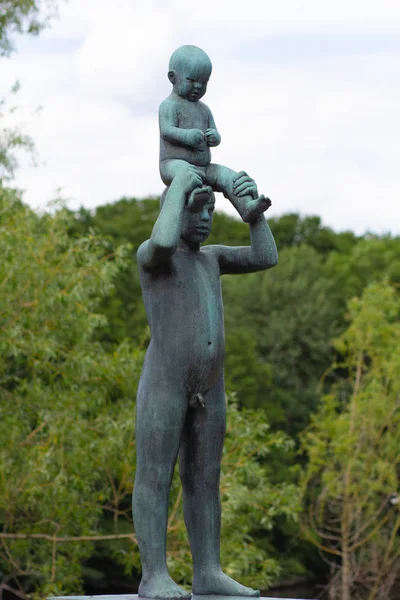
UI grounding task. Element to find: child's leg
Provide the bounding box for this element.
[205,163,271,223]
[160,159,211,212]
[160,159,193,186]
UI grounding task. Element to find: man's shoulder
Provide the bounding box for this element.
[201,244,221,263]
[136,239,151,266]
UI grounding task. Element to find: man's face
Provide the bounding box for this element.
[181,197,215,244]
[172,58,211,102]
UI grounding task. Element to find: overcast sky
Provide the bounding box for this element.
[1,0,400,234]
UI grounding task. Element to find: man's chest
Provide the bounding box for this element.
[144,255,220,297]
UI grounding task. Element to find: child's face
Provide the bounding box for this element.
[173,58,211,102]
[181,197,215,244]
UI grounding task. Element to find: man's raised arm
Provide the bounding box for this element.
[215,215,278,275]
[137,167,203,269]
[204,171,278,275]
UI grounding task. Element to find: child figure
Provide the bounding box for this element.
[159,45,271,222]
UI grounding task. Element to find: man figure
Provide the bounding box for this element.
[132,166,278,599]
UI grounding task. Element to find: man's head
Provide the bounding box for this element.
[181,191,215,244]
[168,45,212,102]
[160,186,215,244]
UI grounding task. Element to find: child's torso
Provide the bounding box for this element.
[174,96,210,130]
[160,96,211,166]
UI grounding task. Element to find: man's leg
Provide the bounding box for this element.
[133,374,190,599]
[206,163,271,223]
[179,376,259,596]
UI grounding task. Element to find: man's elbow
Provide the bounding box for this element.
[253,250,278,270]
[268,252,279,268]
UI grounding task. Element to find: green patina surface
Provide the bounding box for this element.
[131,46,277,600]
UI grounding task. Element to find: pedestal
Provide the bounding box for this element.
[50,594,314,600]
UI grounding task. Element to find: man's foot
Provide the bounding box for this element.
[187,186,213,213]
[238,194,272,223]
[139,573,192,599]
[192,569,260,596]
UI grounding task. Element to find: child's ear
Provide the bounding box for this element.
[168,70,176,84]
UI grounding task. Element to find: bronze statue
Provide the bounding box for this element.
[132,46,277,600]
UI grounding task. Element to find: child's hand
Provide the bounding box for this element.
[205,128,221,147]
[186,129,206,149]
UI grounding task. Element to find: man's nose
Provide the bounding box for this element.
[194,81,202,90]
[201,209,209,221]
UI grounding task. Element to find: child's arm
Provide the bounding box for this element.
[159,100,204,149]
[205,107,221,147]
[137,167,204,269]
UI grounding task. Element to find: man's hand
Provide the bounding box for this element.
[205,128,221,147]
[233,171,258,199]
[186,129,206,149]
[174,164,205,195]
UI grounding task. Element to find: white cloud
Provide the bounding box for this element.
[1,0,399,234]
[172,0,400,36]
[77,1,177,100]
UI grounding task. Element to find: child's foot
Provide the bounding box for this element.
[139,573,192,599]
[187,186,213,213]
[192,569,260,596]
[238,194,272,223]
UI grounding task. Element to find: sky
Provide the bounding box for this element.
[1,0,400,235]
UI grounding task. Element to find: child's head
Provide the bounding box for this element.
[168,45,212,102]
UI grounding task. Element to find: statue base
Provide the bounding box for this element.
[50,595,313,600]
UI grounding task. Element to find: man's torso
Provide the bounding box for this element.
[139,246,225,393]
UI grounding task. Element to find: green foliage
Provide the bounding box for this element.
[69,199,160,347]
[267,213,359,257]
[300,283,400,600]
[0,190,141,598]
[327,235,400,303]
[0,191,300,597]
[0,82,36,183]
[223,245,340,433]
[0,0,59,56]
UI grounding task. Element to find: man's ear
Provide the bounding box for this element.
[168,70,175,84]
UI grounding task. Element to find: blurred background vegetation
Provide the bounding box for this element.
[0,2,399,599]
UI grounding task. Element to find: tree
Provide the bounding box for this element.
[300,283,400,600]
[1,0,63,183]
[0,189,141,599]
[0,82,36,183]
[267,213,358,257]
[222,244,341,434]
[327,235,400,305]
[0,193,300,598]
[0,0,60,56]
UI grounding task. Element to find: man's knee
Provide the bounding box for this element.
[136,463,173,492]
[180,463,221,495]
